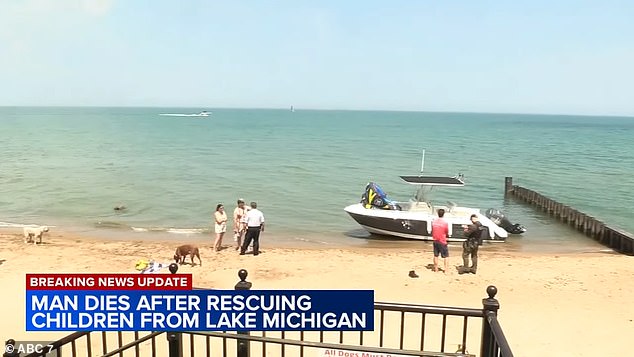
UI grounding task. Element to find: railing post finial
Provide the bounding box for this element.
[486,285,497,299]
[238,269,248,281]
[235,269,252,290]
[168,263,178,274]
[483,285,500,314]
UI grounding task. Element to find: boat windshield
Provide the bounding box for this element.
[413,185,434,203]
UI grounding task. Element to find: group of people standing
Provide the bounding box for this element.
[430,209,483,274]
[212,199,265,256]
[211,199,482,266]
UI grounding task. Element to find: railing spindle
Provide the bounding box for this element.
[117,331,123,357]
[134,331,140,357]
[461,316,468,353]
[102,331,107,355]
[441,314,449,352]
[281,331,285,357]
[420,313,426,351]
[379,309,385,347]
[300,331,304,357]
[399,311,405,350]
[86,332,92,357]
[222,332,227,356]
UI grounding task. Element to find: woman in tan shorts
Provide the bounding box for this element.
[213,203,228,251]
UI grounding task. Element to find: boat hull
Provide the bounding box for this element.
[344,203,507,242]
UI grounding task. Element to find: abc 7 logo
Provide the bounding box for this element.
[5,342,50,354]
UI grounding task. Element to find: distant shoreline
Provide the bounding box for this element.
[1,105,633,118]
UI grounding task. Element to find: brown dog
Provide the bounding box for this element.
[173,244,202,266]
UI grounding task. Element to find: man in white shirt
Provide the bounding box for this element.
[240,201,265,256]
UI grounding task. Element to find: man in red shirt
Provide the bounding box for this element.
[431,209,449,273]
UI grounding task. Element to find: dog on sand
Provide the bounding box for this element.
[23,226,49,245]
[173,244,202,266]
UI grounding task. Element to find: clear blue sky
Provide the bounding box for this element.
[1,0,633,115]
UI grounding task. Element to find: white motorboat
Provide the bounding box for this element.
[344,176,508,242]
[343,153,509,242]
[159,111,210,117]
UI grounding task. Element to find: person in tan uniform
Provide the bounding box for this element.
[232,199,247,251]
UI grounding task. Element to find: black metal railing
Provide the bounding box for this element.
[479,286,514,357]
[8,266,513,357]
[183,331,474,357]
[370,301,484,354]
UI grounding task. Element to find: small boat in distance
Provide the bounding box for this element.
[159,111,210,117]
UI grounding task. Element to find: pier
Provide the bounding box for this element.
[504,177,634,255]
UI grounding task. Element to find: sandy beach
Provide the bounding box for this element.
[1,229,633,356]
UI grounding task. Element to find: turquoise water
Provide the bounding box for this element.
[1,107,632,252]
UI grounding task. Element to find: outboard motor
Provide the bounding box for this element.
[485,208,526,234]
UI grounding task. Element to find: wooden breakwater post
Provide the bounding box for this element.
[503,177,634,255]
[504,177,514,198]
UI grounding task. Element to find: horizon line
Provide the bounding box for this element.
[0,105,633,119]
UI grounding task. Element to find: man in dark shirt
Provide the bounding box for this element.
[461,214,482,274]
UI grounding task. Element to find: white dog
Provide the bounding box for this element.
[23,226,49,245]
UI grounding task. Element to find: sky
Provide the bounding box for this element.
[1,0,633,116]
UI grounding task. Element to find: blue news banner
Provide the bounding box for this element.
[26,290,374,332]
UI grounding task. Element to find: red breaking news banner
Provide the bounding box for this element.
[26,273,193,290]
